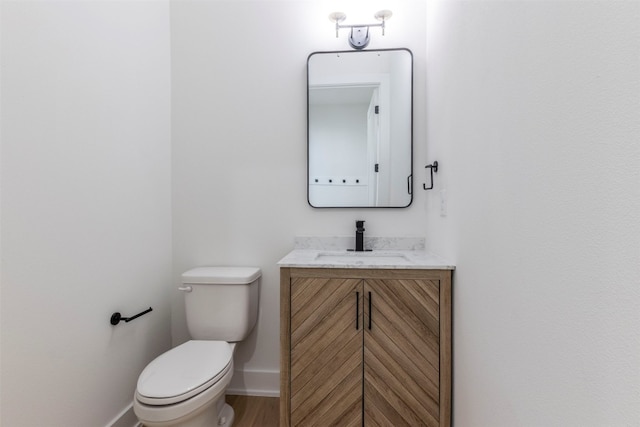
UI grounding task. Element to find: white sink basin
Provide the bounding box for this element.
[314,252,413,265]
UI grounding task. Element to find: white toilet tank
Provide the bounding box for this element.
[181,266,261,342]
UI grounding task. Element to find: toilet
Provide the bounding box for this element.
[133,266,261,427]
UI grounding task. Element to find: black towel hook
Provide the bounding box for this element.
[110,307,153,325]
[423,161,439,191]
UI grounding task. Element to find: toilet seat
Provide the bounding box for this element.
[136,340,233,406]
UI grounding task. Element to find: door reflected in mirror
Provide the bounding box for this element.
[308,49,413,208]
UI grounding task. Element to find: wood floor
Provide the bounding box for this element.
[227,395,279,427]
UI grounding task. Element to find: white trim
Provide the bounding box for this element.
[105,402,139,427]
[227,369,279,397]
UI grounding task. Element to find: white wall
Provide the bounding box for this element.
[0,2,173,426]
[170,0,428,395]
[0,0,3,415]
[426,1,640,425]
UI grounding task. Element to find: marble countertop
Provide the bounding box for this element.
[277,237,455,270]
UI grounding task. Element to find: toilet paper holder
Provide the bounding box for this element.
[110,307,153,325]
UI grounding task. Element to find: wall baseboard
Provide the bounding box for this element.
[227,369,280,397]
[106,402,139,427]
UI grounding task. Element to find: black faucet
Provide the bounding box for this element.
[355,220,365,252]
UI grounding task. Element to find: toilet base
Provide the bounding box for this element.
[138,399,234,427]
[218,403,235,427]
[136,377,233,427]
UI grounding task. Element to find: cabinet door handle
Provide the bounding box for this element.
[356,291,360,330]
[368,291,372,330]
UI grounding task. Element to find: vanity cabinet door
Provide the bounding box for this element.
[289,277,363,426]
[364,278,442,427]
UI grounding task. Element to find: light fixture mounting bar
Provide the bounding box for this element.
[336,22,385,31]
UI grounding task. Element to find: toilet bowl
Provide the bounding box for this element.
[133,267,261,427]
[134,341,236,427]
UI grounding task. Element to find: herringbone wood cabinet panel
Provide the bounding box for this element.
[280,268,452,427]
[364,278,440,426]
[290,277,363,426]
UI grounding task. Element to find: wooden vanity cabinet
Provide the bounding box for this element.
[280,268,452,427]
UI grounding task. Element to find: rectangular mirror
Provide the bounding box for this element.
[307,48,413,208]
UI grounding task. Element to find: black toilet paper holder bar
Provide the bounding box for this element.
[110,307,153,325]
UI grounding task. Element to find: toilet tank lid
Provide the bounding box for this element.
[182,266,261,284]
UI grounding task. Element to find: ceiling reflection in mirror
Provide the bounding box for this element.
[308,49,413,208]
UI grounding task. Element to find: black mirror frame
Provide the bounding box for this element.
[306,48,413,209]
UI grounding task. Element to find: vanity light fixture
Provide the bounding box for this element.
[329,9,392,50]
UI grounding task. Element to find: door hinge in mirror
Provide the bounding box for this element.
[375,105,379,114]
[375,164,379,172]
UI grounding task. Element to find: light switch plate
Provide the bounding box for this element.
[440,189,447,217]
